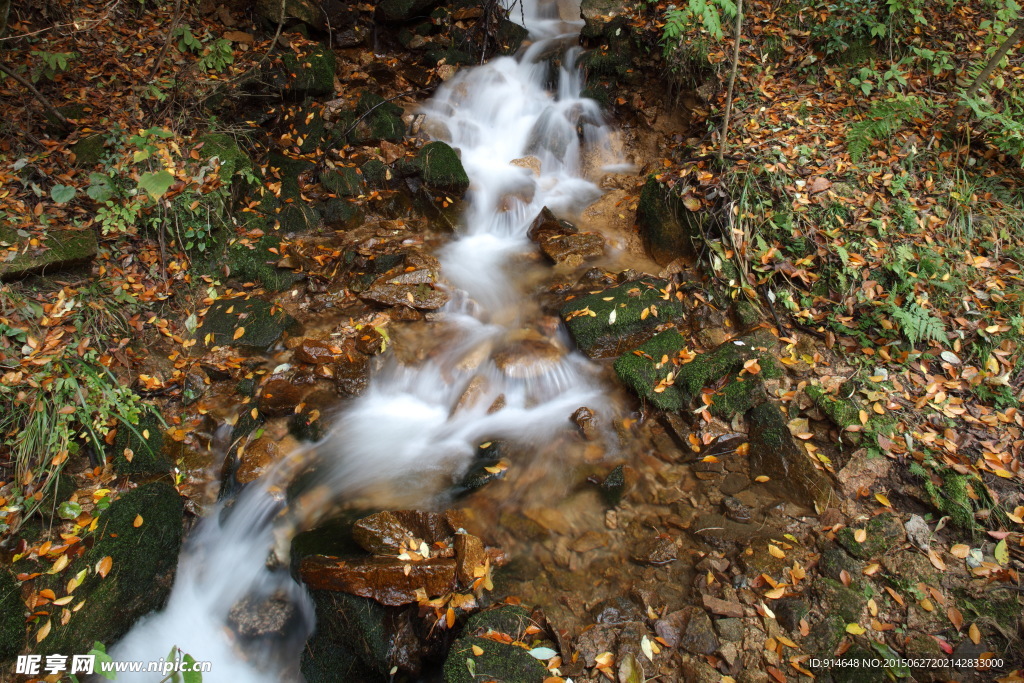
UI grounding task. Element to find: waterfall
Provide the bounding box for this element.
[113,0,624,678]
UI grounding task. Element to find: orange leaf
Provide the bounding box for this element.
[968,623,981,645]
[133,514,144,528]
[97,556,113,578]
[233,327,245,340]
[947,607,964,631]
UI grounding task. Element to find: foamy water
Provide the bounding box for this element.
[113,1,623,678]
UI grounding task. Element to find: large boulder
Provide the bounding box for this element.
[110,412,172,477]
[636,177,712,267]
[443,606,548,683]
[35,483,185,656]
[281,43,336,98]
[415,141,470,197]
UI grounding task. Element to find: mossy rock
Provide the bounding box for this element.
[197,297,298,351]
[277,203,320,234]
[614,328,688,410]
[415,141,469,197]
[71,134,106,167]
[379,0,437,21]
[562,277,684,358]
[463,605,533,640]
[281,44,336,98]
[266,152,314,201]
[199,133,253,182]
[674,336,779,403]
[361,160,391,189]
[44,104,86,136]
[747,401,835,506]
[828,645,885,683]
[37,482,185,656]
[291,106,327,154]
[443,636,547,683]
[110,412,170,477]
[818,542,865,582]
[636,177,718,267]
[806,384,861,443]
[496,20,528,55]
[0,567,25,664]
[731,298,764,328]
[0,226,98,281]
[301,591,397,681]
[836,513,902,559]
[581,0,628,39]
[424,46,475,66]
[815,577,866,623]
[916,467,987,534]
[38,470,77,521]
[349,92,406,145]
[322,166,365,197]
[316,198,361,228]
[708,373,769,419]
[230,406,265,444]
[228,234,300,291]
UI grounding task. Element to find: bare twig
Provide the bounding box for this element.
[254,0,289,70]
[718,0,744,162]
[0,61,73,131]
[949,18,1024,129]
[341,87,431,140]
[145,0,184,83]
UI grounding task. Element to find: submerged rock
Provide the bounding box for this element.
[443,605,547,683]
[561,277,685,358]
[300,555,459,606]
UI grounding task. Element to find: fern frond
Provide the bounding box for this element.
[846,95,933,162]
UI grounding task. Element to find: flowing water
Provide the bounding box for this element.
[113,1,627,678]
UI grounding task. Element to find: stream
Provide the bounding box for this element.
[113,0,630,679]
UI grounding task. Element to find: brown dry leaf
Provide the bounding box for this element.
[947,607,964,631]
[950,544,970,559]
[97,556,113,579]
[807,176,832,194]
[768,544,786,559]
[36,620,51,643]
[853,528,867,543]
[927,548,946,571]
[968,623,981,645]
[884,586,905,606]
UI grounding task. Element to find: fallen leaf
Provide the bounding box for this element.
[233,327,245,340]
[97,556,113,578]
[133,514,144,528]
[845,623,866,635]
[969,623,981,645]
[472,644,484,656]
[927,548,946,571]
[36,620,51,643]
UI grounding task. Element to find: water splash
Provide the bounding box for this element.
[113,0,623,678]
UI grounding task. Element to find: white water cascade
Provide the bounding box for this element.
[113,0,626,679]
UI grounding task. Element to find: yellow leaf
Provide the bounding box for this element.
[994,539,1009,565]
[777,636,797,648]
[36,620,51,643]
[768,544,786,559]
[472,644,484,656]
[133,514,144,528]
[765,586,786,599]
[233,327,245,340]
[920,598,934,612]
[52,596,73,606]
[992,468,1013,478]
[48,554,69,574]
[968,623,981,645]
[754,475,770,483]
[853,528,867,543]
[874,493,891,508]
[845,623,866,635]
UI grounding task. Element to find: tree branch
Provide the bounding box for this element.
[950,18,1024,129]
[0,61,73,131]
[717,0,744,163]
[145,0,184,83]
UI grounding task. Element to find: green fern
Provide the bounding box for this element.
[890,302,946,346]
[846,95,933,162]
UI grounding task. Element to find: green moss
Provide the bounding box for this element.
[709,374,768,418]
[918,468,986,533]
[443,636,548,683]
[228,234,299,291]
[317,198,361,228]
[496,19,528,55]
[732,299,763,328]
[301,591,389,681]
[579,49,630,79]
[199,133,253,182]
[361,160,390,189]
[281,44,336,97]
[277,203,320,234]
[266,152,314,201]
[562,277,684,358]
[636,176,701,266]
[0,568,24,664]
[350,92,406,144]
[379,0,436,21]
[197,296,298,351]
[71,134,106,167]
[816,578,865,623]
[292,106,326,154]
[613,328,687,410]
[110,412,169,476]
[322,166,364,197]
[416,141,470,197]
[39,483,184,655]
[0,227,98,280]
[463,605,533,640]
[806,385,860,429]
[675,340,757,401]
[836,513,900,559]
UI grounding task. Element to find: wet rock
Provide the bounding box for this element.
[0,226,97,280]
[258,378,307,417]
[354,326,386,354]
[732,298,764,329]
[351,510,456,555]
[228,592,300,639]
[691,303,727,349]
[237,436,283,484]
[510,155,541,176]
[35,483,184,656]
[300,555,457,606]
[773,598,809,633]
[655,607,719,654]
[571,406,599,440]
[702,595,744,619]
[720,472,750,496]
[562,277,685,358]
[492,334,563,378]
[574,624,619,667]
[592,597,644,625]
[197,297,298,351]
[570,530,607,553]
[747,400,834,506]
[454,533,485,587]
[599,464,627,507]
[333,350,370,396]
[539,232,604,266]
[722,496,753,523]
[322,166,364,197]
[295,339,340,364]
[631,533,677,565]
[110,412,170,477]
[415,141,469,197]
[360,280,448,310]
[527,206,577,242]
[289,396,328,442]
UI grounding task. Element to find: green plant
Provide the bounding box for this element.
[30,50,78,82]
[846,94,933,162]
[661,0,736,59]
[197,38,234,73]
[889,301,947,346]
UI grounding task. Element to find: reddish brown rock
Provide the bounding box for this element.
[538,232,604,265]
[701,594,744,619]
[237,437,283,484]
[300,555,458,606]
[526,206,576,242]
[352,510,456,555]
[257,379,306,417]
[295,339,339,364]
[454,533,486,587]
